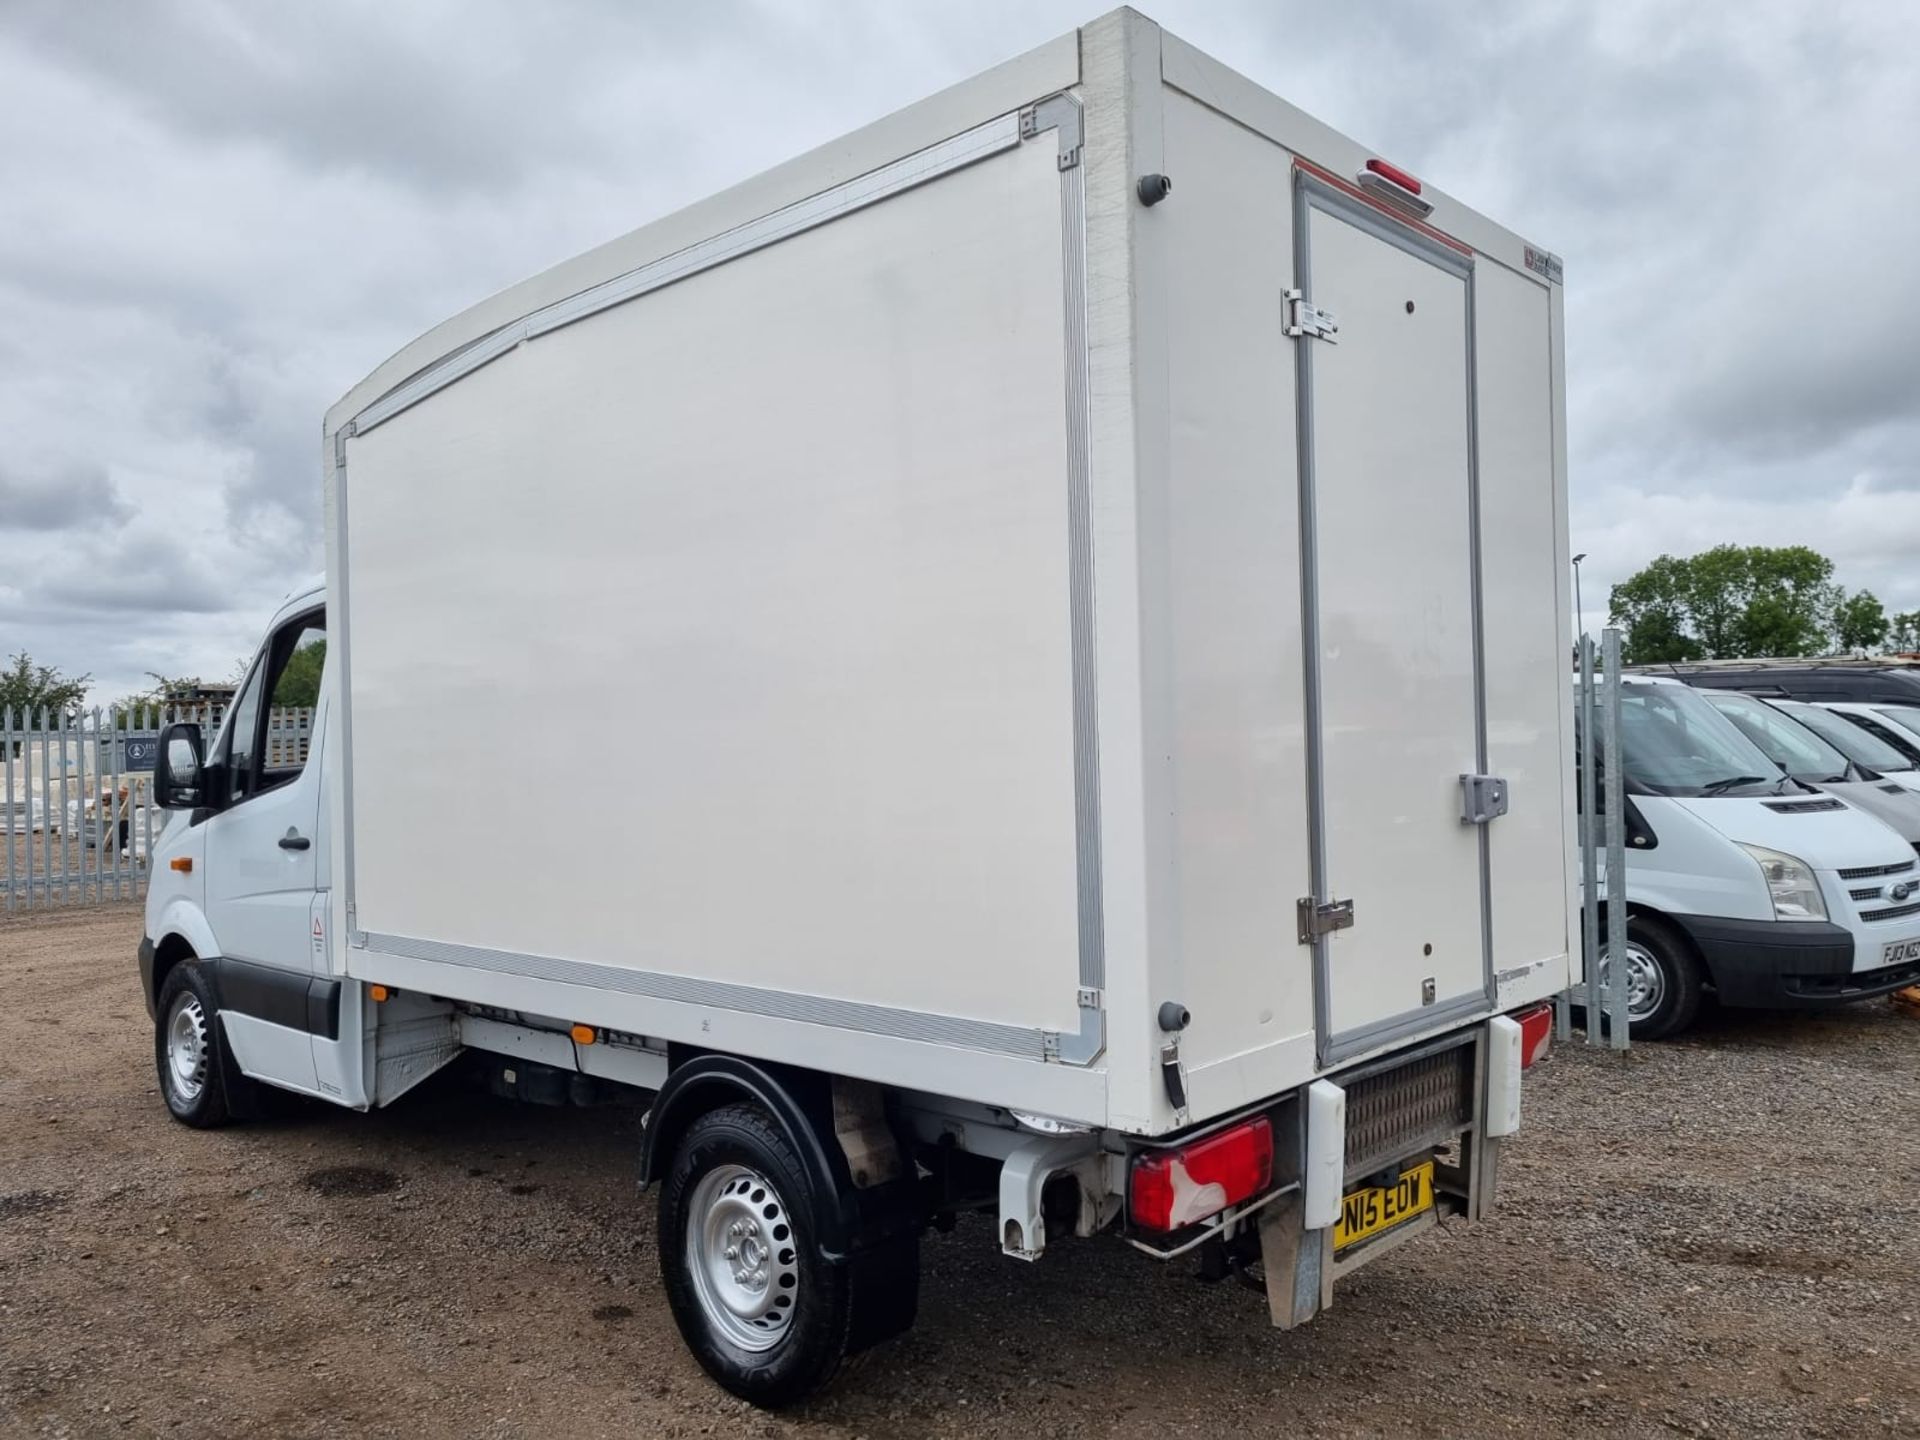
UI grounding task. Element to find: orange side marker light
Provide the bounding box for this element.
[369,984,390,1002]
[169,857,192,873]
[570,1024,596,1045]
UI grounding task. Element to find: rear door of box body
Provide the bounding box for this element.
[1292,173,1566,1066]
[1295,178,1487,1064]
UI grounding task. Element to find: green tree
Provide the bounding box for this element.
[0,652,89,722]
[1735,546,1838,655]
[1832,590,1889,652]
[1609,555,1702,665]
[1682,545,1752,658]
[112,673,211,724]
[270,637,325,708]
[1619,608,1702,666]
[1609,545,1843,661]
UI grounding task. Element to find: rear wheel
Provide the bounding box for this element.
[659,1101,913,1407]
[1597,913,1703,1041]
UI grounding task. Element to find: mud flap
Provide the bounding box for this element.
[1257,1189,1333,1329]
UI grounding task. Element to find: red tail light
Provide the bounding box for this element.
[1129,1116,1274,1232]
[1515,1003,1553,1069]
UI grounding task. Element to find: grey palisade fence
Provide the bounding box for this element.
[1,705,311,911]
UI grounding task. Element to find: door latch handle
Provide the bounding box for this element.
[278,830,311,851]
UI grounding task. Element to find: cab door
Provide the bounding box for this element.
[201,606,330,1083]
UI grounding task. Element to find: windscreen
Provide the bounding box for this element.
[1702,691,1851,783]
[1872,706,1920,748]
[1616,683,1783,797]
[1781,702,1915,773]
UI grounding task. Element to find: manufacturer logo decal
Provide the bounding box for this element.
[1523,245,1564,285]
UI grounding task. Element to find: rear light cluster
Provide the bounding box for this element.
[1128,1116,1273,1232]
[1515,1003,1553,1069]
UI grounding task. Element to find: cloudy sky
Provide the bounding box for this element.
[3,0,1918,703]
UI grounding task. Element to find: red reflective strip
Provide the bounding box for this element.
[1515,1003,1553,1068]
[1293,157,1473,257]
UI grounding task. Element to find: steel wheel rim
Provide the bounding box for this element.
[166,993,209,1104]
[685,1163,800,1352]
[1600,941,1665,1022]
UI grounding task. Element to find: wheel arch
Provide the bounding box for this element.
[148,900,220,1011]
[640,1054,861,1259]
[1598,900,1713,985]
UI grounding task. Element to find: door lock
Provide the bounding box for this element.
[1459,774,1509,825]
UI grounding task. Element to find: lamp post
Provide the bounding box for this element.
[1571,552,1587,642]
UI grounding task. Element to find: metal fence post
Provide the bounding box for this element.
[108,706,125,898]
[3,707,14,913]
[1578,637,1602,1044]
[38,707,52,910]
[1601,629,1630,1050]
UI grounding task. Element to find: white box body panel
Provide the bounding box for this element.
[1152,90,1317,1114]
[323,9,1573,1135]
[345,137,1082,1036]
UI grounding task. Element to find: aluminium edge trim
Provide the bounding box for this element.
[362,931,1106,1065]
[349,111,1025,438]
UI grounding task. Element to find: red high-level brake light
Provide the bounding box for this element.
[1364,157,1423,195]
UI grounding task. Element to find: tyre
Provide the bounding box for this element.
[1597,913,1704,1041]
[659,1101,910,1407]
[154,962,256,1127]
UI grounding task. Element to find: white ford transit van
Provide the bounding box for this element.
[1698,688,1920,846]
[1773,700,1920,795]
[1588,678,1920,1038]
[1819,701,1920,771]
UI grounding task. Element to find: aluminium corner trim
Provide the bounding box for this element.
[329,425,360,950]
[1292,169,1334,1064]
[1021,91,1106,1015]
[349,111,1026,437]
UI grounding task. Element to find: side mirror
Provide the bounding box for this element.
[153,722,205,810]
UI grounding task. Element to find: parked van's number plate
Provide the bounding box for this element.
[1334,1161,1435,1252]
[1879,937,1920,968]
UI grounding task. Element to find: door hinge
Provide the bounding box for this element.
[1297,896,1355,945]
[1284,289,1339,342]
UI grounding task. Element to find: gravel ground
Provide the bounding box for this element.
[3,902,1918,1439]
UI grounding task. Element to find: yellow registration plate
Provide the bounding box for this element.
[1334,1161,1435,1252]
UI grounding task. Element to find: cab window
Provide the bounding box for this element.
[214,607,326,805]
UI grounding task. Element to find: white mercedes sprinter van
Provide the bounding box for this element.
[133,9,1577,1407]
[1590,677,1920,1038]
